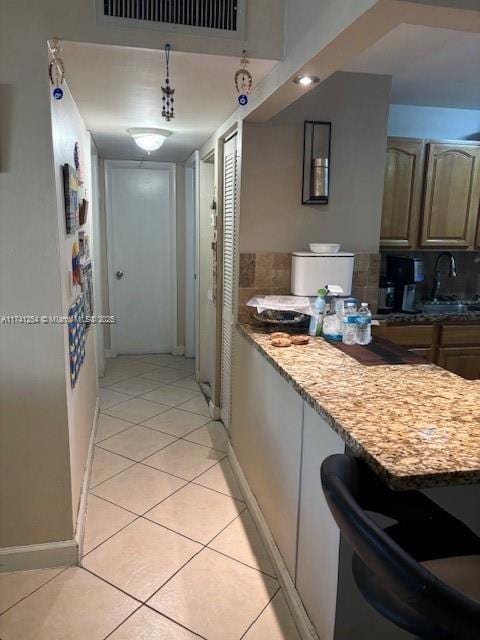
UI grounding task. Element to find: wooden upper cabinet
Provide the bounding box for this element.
[380,138,425,248]
[420,143,480,248]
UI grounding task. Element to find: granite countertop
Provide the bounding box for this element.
[238,323,480,491]
[374,311,480,324]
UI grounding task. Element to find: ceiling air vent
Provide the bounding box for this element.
[97,0,245,37]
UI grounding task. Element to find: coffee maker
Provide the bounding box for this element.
[386,255,424,313]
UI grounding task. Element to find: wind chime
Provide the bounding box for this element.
[234,50,252,106]
[49,38,65,100]
[161,44,175,121]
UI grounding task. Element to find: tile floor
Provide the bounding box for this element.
[0,354,301,640]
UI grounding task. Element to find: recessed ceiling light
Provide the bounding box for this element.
[127,128,171,152]
[293,74,320,87]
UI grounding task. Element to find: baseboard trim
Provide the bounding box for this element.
[0,400,100,573]
[0,540,78,573]
[228,443,320,640]
[172,345,185,356]
[104,348,114,358]
[208,401,221,420]
[75,399,99,558]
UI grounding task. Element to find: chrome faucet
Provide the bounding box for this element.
[431,252,457,300]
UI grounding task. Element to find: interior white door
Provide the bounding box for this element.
[109,164,175,354]
[221,135,238,428]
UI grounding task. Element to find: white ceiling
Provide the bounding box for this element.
[343,24,480,110]
[62,42,277,161]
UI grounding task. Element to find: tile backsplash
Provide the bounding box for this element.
[238,252,381,322]
[380,251,480,300]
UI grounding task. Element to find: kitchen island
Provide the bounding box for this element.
[229,323,480,640]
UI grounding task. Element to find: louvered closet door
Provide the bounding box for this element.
[221,135,238,429]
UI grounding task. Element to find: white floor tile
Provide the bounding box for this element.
[139,354,184,367]
[95,414,134,443]
[243,590,301,640]
[106,377,165,397]
[193,459,244,500]
[0,568,64,614]
[0,567,137,640]
[89,448,134,488]
[140,367,192,384]
[98,425,176,461]
[176,395,210,417]
[108,606,202,639]
[209,511,275,576]
[168,359,196,372]
[141,408,209,437]
[184,421,229,452]
[145,483,245,544]
[83,494,136,554]
[105,361,159,376]
[143,440,225,481]
[83,519,201,601]
[170,377,200,392]
[99,371,135,387]
[140,385,200,408]
[104,397,170,423]
[148,548,278,640]
[99,388,132,410]
[91,463,186,514]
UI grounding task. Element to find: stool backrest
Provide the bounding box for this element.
[321,454,480,639]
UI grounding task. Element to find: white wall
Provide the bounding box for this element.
[284,0,377,60]
[239,72,391,253]
[388,104,480,140]
[50,83,99,524]
[0,38,74,546]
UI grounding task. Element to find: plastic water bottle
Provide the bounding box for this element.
[356,302,372,345]
[342,300,358,345]
[308,288,327,337]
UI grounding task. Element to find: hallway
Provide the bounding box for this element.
[0,355,300,640]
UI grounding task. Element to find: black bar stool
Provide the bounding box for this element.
[321,454,480,639]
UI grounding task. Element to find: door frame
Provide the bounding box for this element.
[184,151,200,366]
[90,144,105,376]
[104,160,177,356]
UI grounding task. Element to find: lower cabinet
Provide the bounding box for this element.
[295,404,345,640]
[437,346,480,380]
[373,322,480,379]
[231,329,304,578]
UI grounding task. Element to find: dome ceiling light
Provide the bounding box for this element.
[293,74,320,87]
[127,128,171,153]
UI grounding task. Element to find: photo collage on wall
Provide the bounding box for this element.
[62,140,93,388]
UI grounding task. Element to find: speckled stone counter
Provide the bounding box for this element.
[238,323,480,490]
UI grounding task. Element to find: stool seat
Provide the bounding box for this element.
[422,556,480,605]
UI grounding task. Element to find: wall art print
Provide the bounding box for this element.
[68,294,86,388]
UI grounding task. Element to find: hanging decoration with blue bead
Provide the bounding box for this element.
[161,44,175,122]
[235,50,252,107]
[49,38,65,100]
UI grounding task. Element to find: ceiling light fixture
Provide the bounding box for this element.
[127,128,171,152]
[293,74,320,87]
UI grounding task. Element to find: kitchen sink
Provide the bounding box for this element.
[421,301,480,314]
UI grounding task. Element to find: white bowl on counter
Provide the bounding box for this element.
[309,243,341,254]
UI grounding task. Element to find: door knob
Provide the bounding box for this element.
[116,270,124,280]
